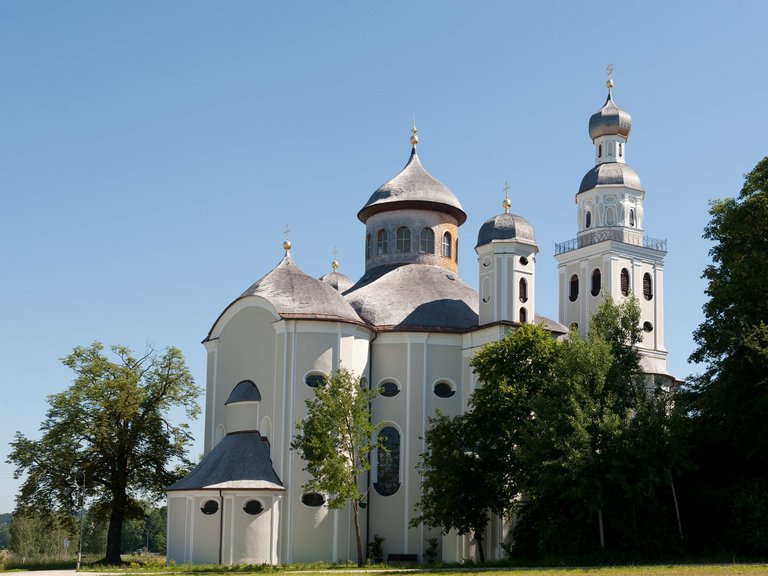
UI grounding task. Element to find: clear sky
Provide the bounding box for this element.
[1,0,766,514]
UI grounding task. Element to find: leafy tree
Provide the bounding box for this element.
[9,512,73,559]
[290,367,380,567]
[0,514,11,549]
[7,343,200,565]
[681,157,768,555]
[411,412,495,562]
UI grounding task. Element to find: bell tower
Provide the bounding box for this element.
[555,70,671,380]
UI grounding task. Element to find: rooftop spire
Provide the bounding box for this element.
[410,121,419,149]
[502,181,511,213]
[606,63,614,96]
[331,247,339,271]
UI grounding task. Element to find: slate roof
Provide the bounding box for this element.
[238,255,364,324]
[476,212,537,248]
[319,270,354,293]
[579,162,643,194]
[589,92,632,140]
[358,149,467,225]
[344,263,479,331]
[167,431,284,491]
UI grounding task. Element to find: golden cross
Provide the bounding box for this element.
[283,225,291,242]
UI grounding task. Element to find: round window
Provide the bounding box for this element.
[243,500,264,515]
[305,373,325,388]
[201,500,219,515]
[433,381,455,398]
[301,492,325,507]
[380,380,399,397]
[643,321,654,333]
[519,256,529,266]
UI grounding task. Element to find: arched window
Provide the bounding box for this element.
[585,211,592,229]
[519,277,528,303]
[420,228,434,253]
[396,227,411,253]
[591,268,601,297]
[619,142,623,158]
[455,238,459,263]
[629,209,635,227]
[569,274,579,302]
[375,427,400,496]
[441,232,452,258]
[376,229,388,255]
[365,234,371,259]
[519,307,527,324]
[643,273,653,300]
[620,268,630,296]
[598,144,602,158]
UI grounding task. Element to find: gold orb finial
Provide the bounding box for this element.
[331,247,339,271]
[502,181,511,213]
[410,124,418,148]
[283,225,291,254]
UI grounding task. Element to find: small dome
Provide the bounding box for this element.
[476,212,537,248]
[226,380,261,405]
[358,148,466,225]
[319,270,353,292]
[579,162,643,193]
[589,93,632,140]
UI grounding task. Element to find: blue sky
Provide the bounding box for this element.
[1,1,766,514]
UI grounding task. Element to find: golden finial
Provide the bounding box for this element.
[410,120,419,148]
[283,225,291,253]
[331,247,339,271]
[502,181,511,213]
[606,63,614,93]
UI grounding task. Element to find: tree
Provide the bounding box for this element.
[681,157,768,555]
[7,343,200,565]
[411,412,495,562]
[290,367,380,567]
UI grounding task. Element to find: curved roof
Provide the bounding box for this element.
[167,431,283,491]
[476,212,537,248]
[358,149,466,225]
[319,270,354,293]
[237,255,364,324]
[226,380,261,404]
[589,92,632,140]
[579,162,643,194]
[344,264,478,331]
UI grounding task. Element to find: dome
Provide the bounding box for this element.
[319,270,353,292]
[589,92,632,140]
[231,255,364,324]
[344,264,478,331]
[358,148,466,225]
[579,162,643,194]
[476,212,537,248]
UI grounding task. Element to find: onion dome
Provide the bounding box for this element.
[358,129,466,224]
[319,256,353,292]
[476,213,537,248]
[579,162,643,193]
[588,81,632,140]
[225,380,261,405]
[344,264,478,331]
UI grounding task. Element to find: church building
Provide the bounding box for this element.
[166,77,671,565]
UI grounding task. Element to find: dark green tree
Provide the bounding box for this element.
[411,412,494,562]
[682,157,768,555]
[290,368,380,567]
[7,343,200,565]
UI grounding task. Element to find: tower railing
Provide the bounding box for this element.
[555,230,667,255]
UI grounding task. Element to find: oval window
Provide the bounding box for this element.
[301,493,325,507]
[433,381,455,398]
[243,500,264,515]
[305,373,326,388]
[201,500,219,515]
[643,321,654,333]
[585,211,592,229]
[569,274,579,302]
[380,380,399,397]
[519,256,529,266]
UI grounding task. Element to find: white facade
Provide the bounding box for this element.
[167,81,671,565]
